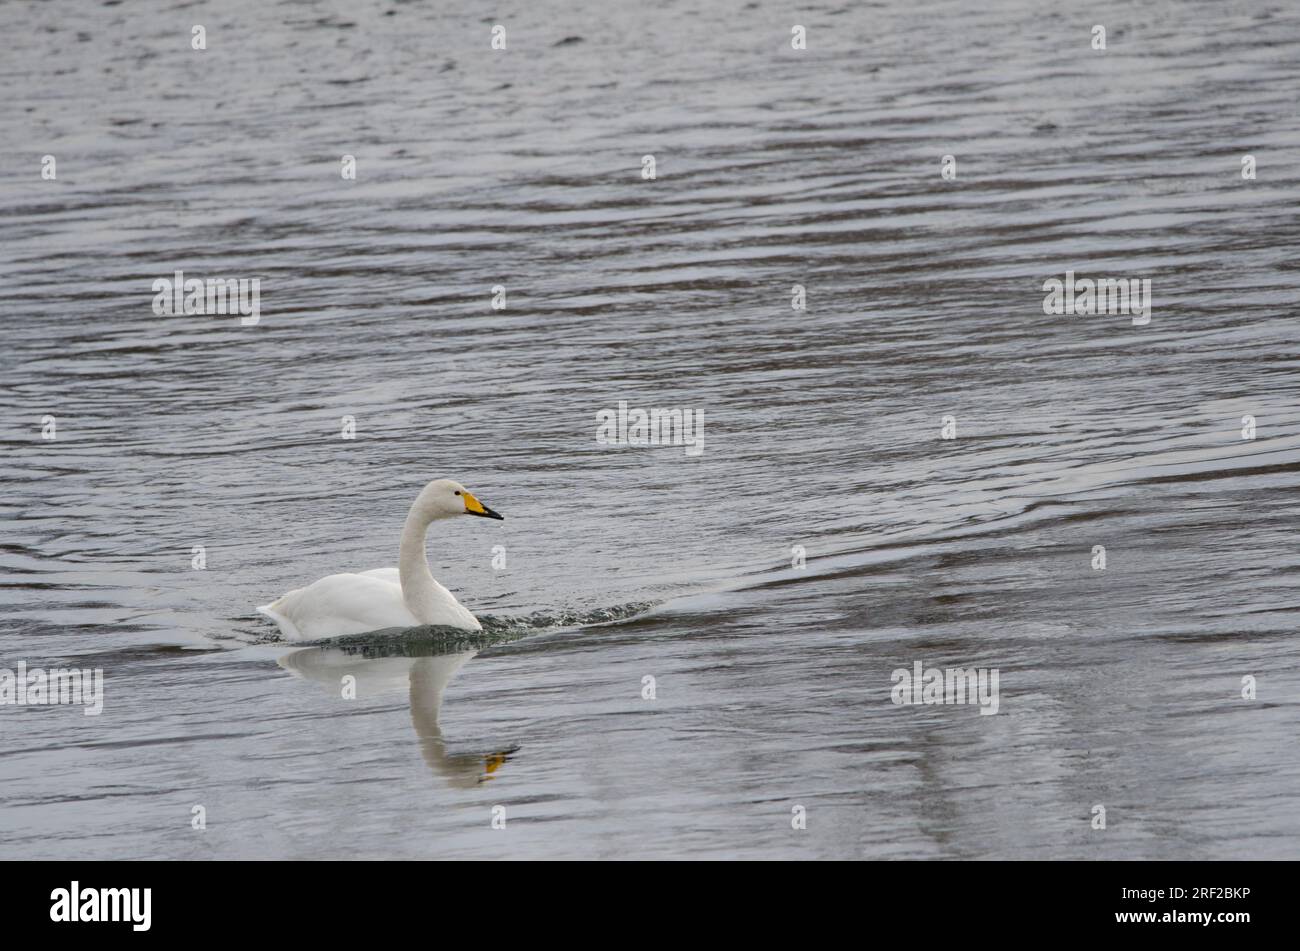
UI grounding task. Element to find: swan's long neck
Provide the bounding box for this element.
[398,506,443,622]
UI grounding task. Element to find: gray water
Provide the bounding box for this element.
[2,0,1299,860]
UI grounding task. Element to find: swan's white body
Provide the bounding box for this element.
[258,479,503,641]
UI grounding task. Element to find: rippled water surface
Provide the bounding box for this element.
[2,0,1299,859]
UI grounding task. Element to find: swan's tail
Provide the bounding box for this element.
[257,598,302,640]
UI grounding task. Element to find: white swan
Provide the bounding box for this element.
[258,478,503,640]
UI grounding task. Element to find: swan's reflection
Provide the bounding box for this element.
[277,636,518,787]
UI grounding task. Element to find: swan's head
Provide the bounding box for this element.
[417,478,504,521]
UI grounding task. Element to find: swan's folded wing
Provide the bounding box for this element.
[358,566,401,585]
[262,571,416,640]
